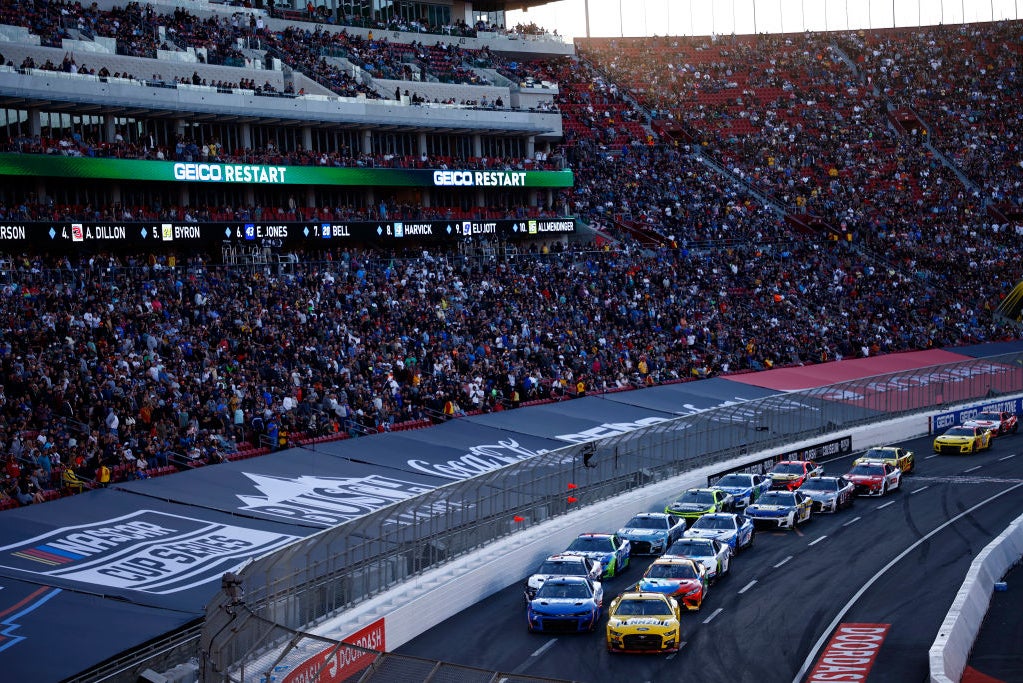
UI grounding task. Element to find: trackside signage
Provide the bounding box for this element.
[930,397,1022,433]
[706,435,852,486]
[807,623,890,682]
[281,619,385,683]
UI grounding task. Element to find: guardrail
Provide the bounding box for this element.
[200,352,1023,680]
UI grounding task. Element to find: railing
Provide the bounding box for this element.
[199,351,1023,681]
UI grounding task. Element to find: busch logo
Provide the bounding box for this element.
[236,474,435,526]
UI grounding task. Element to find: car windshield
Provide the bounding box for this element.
[677,490,715,505]
[771,463,804,475]
[944,427,975,437]
[536,582,591,600]
[848,464,883,476]
[757,491,795,505]
[800,478,836,491]
[666,540,714,557]
[537,560,585,576]
[625,516,668,530]
[645,563,698,580]
[862,448,894,460]
[615,599,672,616]
[566,537,609,552]
[691,516,735,531]
[715,474,751,488]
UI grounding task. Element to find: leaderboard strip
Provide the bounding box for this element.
[0,218,575,250]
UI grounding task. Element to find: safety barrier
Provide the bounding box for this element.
[929,511,1023,683]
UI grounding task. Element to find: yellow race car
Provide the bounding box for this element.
[853,446,915,473]
[606,592,683,654]
[933,425,992,455]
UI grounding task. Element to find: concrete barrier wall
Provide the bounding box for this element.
[929,512,1023,683]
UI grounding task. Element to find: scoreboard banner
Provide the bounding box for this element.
[0,218,575,250]
[0,155,574,188]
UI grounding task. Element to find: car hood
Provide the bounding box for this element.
[846,475,882,484]
[609,616,677,629]
[748,504,791,514]
[619,528,666,540]
[668,503,712,512]
[530,598,597,612]
[639,578,701,592]
[936,436,973,443]
[684,528,734,541]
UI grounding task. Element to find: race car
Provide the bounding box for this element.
[665,487,733,524]
[561,533,631,578]
[526,576,604,633]
[523,553,603,601]
[682,512,755,553]
[617,512,686,555]
[637,557,708,611]
[767,460,823,490]
[933,424,993,455]
[710,472,772,509]
[963,410,1019,437]
[853,446,915,474]
[606,592,683,654]
[844,462,901,496]
[798,476,856,513]
[662,537,732,584]
[745,490,813,529]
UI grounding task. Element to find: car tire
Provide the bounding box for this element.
[791,512,799,529]
[881,483,888,496]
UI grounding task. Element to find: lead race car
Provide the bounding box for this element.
[963,410,1019,437]
[606,592,683,654]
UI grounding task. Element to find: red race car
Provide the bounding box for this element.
[844,462,902,497]
[767,460,823,490]
[963,410,1019,437]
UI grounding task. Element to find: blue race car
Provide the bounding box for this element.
[526,576,604,633]
[682,512,755,553]
[617,512,686,555]
[711,473,772,509]
[561,533,631,578]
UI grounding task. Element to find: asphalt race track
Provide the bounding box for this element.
[396,432,1023,682]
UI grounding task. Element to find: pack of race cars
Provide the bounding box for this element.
[524,420,1011,653]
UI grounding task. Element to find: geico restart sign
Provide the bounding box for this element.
[433,170,527,187]
[173,162,288,184]
[0,510,300,594]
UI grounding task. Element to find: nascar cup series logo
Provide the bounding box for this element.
[0,511,299,594]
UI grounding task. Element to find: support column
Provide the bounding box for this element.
[302,125,313,152]
[103,114,117,143]
[28,108,41,137]
[422,190,431,208]
[472,134,482,159]
[526,135,535,158]
[418,132,427,159]
[240,123,252,151]
[362,129,373,155]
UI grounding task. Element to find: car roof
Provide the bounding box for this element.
[650,557,698,566]
[542,576,590,584]
[576,532,612,539]
[629,512,669,518]
[698,512,737,519]
[618,591,671,601]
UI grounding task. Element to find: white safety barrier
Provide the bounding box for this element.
[929,511,1023,683]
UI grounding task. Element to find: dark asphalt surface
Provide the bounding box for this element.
[395,431,1023,682]
[966,559,1023,683]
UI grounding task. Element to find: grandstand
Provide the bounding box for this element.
[1,0,1023,679]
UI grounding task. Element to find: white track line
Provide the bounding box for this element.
[911,486,930,494]
[773,555,793,568]
[808,535,828,547]
[702,608,723,624]
[925,454,939,460]
[999,454,1017,461]
[842,515,862,527]
[738,580,757,594]
[878,501,895,509]
[791,481,1023,683]
[529,638,557,658]
[964,465,982,473]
